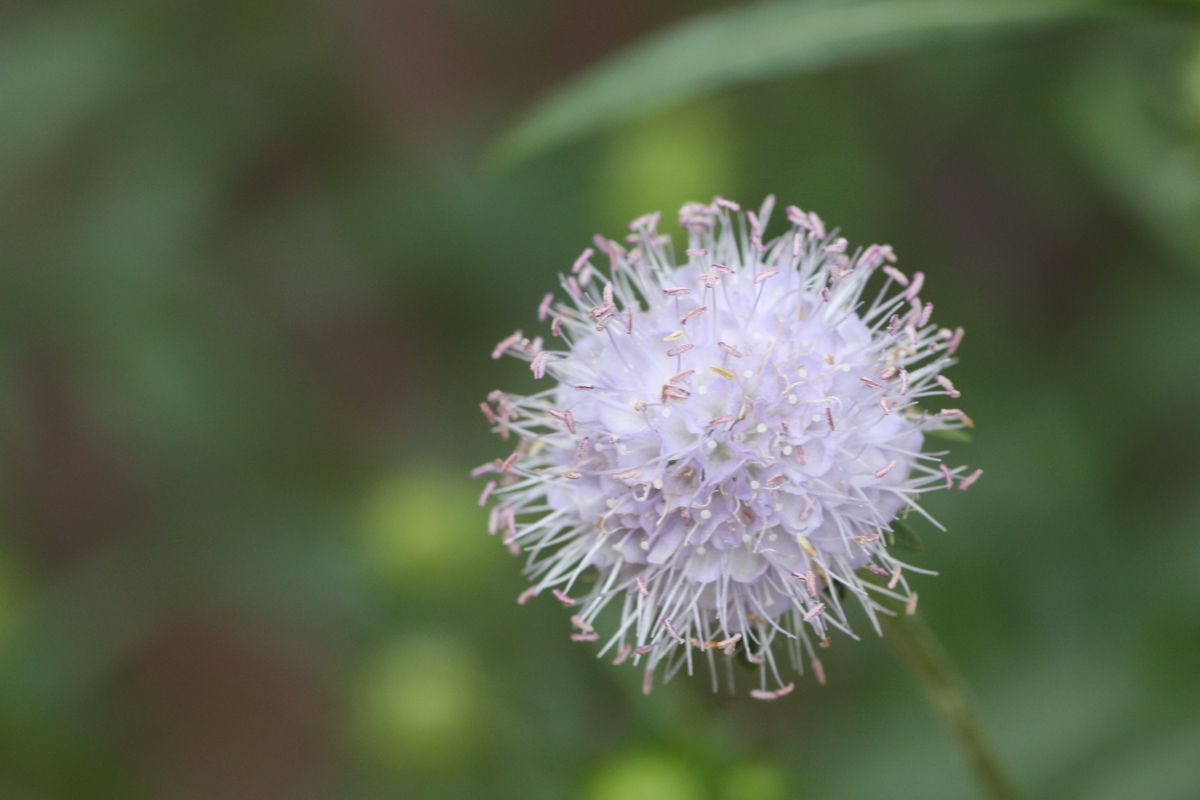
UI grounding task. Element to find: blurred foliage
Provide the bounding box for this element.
[0,0,1198,799]
[497,0,1132,165]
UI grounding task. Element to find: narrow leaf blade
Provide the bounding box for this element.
[497,0,1111,165]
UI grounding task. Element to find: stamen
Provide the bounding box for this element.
[491,330,524,360]
[935,374,960,398]
[571,248,593,274]
[751,682,795,701]
[537,292,554,321]
[531,351,549,379]
[958,468,983,490]
[947,326,965,354]
[905,271,925,301]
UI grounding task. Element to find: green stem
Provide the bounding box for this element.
[883,612,1022,800]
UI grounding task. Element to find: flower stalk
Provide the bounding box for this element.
[883,612,1021,800]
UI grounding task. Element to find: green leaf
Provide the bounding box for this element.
[927,428,974,444]
[887,518,925,552]
[496,0,1119,165]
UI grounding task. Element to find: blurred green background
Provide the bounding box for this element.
[1,1,1199,798]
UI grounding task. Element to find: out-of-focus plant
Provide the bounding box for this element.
[496,0,1136,166]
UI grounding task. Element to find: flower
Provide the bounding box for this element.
[475,196,978,698]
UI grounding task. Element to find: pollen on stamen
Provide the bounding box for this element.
[717,341,742,358]
[572,248,593,274]
[958,468,983,491]
[537,292,555,321]
[905,271,925,300]
[491,330,523,360]
[531,351,549,379]
[936,374,960,398]
[948,326,965,354]
[751,682,795,701]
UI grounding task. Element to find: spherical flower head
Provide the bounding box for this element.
[476,196,979,698]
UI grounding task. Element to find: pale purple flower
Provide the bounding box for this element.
[476,196,977,697]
